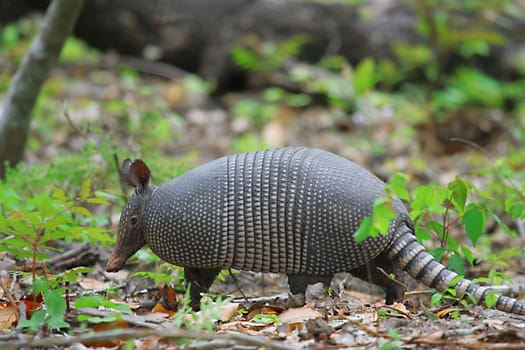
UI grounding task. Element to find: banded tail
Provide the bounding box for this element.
[387,222,525,315]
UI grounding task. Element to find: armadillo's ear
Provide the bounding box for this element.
[122,159,150,189]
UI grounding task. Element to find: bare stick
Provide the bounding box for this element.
[2,328,298,350]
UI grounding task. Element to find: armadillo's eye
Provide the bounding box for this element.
[130,216,138,225]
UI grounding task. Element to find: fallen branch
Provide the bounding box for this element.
[3,328,298,350]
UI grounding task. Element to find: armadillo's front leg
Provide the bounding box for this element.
[287,274,333,307]
[185,267,221,310]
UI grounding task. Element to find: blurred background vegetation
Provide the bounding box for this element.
[0,0,524,331]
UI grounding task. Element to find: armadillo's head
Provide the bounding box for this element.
[106,159,153,273]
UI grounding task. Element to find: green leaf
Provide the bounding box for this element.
[461,205,485,246]
[388,173,410,201]
[79,178,91,200]
[505,199,525,220]
[428,247,446,262]
[426,221,444,237]
[472,186,493,200]
[103,299,132,314]
[354,216,373,243]
[44,289,67,316]
[353,57,376,94]
[460,246,474,266]
[447,178,468,214]
[448,253,465,275]
[75,295,103,308]
[485,291,499,308]
[231,47,260,71]
[61,267,92,283]
[18,309,46,332]
[86,197,111,205]
[70,206,93,218]
[430,292,443,306]
[52,188,68,203]
[77,314,122,323]
[489,210,516,238]
[415,227,431,242]
[372,200,396,234]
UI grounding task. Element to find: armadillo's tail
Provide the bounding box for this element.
[385,217,525,316]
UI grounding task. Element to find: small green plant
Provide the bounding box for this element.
[59,36,100,63]
[378,328,403,350]
[231,34,309,72]
[355,168,522,309]
[18,280,70,332]
[376,309,401,319]
[75,294,133,324]
[0,178,110,278]
[172,289,232,333]
[131,264,185,286]
[253,313,282,326]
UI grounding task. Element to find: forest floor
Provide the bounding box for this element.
[1,43,525,349]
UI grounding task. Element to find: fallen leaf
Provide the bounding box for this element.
[247,304,282,319]
[436,306,460,319]
[78,277,110,290]
[152,302,176,316]
[279,306,322,324]
[220,302,239,322]
[82,320,129,348]
[0,305,18,329]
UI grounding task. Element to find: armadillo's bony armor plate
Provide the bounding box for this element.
[144,147,407,275]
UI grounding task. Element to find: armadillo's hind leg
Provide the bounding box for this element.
[349,253,406,305]
[185,267,221,310]
[287,274,333,307]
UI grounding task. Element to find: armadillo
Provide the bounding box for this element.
[106,147,525,314]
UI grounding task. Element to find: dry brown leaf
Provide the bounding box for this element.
[162,82,184,107]
[134,335,161,350]
[219,302,239,322]
[435,307,460,319]
[152,302,176,316]
[78,277,110,290]
[154,285,178,315]
[82,320,129,348]
[279,307,322,324]
[247,305,280,320]
[0,305,18,329]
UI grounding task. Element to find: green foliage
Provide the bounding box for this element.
[378,328,403,350]
[19,288,70,331]
[0,23,21,50]
[231,98,277,130]
[0,178,111,275]
[231,34,309,72]
[131,264,185,286]
[355,167,523,309]
[75,294,132,323]
[254,313,282,325]
[353,57,379,95]
[172,289,232,334]
[59,36,100,63]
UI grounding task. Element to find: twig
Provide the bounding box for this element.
[46,242,90,265]
[2,328,298,350]
[442,324,486,338]
[62,103,82,135]
[120,55,190,80]
[228,268,249,303]
[113,153,128,200]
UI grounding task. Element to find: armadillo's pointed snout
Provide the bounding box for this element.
[105,253,126,272]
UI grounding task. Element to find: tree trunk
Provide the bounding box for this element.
[0,0,84,178]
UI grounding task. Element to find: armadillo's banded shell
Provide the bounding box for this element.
[144,147,408,275]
